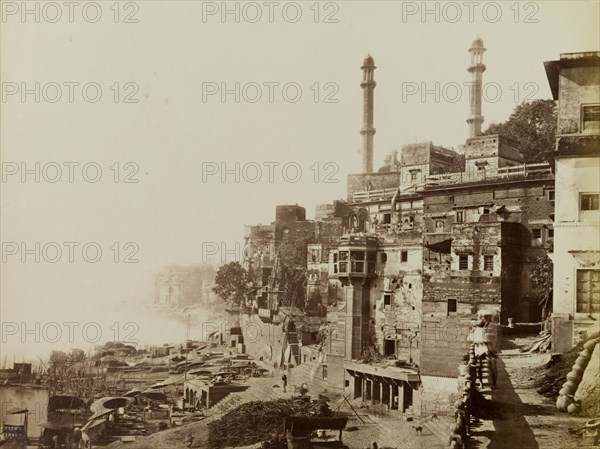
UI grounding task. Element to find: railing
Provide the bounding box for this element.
[352,187,398,203]
[351,163,552,201]
[426,162,552,186]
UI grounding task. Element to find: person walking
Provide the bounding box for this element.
[281,373,288,393]
[468,311,498,388]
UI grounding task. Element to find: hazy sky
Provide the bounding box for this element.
[1,1,599,354]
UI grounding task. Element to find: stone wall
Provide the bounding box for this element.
[347,172,401,201]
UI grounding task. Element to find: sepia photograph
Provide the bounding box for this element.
[1,1,599,448]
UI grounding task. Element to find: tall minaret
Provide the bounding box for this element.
[360,54,376,173]
[467,36,486,138]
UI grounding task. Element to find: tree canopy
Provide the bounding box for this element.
[276,227,316,309]
[482,99,557,163]
[530,253,553,321]
[212,261,250,306]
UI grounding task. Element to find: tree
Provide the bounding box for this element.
[276,227,316,310]
[482,99,557,163]
[530,253,553,322]
[212,262,250,306]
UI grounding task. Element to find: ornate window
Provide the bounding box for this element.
[576,270,600,313]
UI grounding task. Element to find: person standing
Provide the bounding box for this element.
[281,373,288,393]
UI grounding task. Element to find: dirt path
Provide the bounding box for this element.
[469,341,590,449]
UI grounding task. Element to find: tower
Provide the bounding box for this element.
[361,54,376,173]
[467,36,486,138]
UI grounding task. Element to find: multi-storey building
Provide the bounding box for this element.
[320,38,556,415]
[235,39,592,417]
[545,51,600,352]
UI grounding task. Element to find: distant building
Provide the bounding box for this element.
[545,51,600,351]
[154,264,217,306]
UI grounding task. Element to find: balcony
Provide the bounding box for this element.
[425,162,552,187]
[352,187,398,203]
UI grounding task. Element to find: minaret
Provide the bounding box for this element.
[360,54,376,173]
[467,36,486,138]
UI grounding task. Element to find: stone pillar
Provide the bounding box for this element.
[354,376,362,399]
[398,381,405,413]
[373,380,381,403]
[381,380,390,408]
[466,36,486,138]
[360,54,377,173]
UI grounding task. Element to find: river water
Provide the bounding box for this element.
[0,385,49,440]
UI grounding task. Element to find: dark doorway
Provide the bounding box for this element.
[384,339,395,356]
[402,382,413,411]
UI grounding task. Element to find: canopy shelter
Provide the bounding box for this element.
[39,414,84,431]
[123,388,142,398]
[284,416,348,439]
[48,395,87,413]
[88,397,133,421]
[140,391,168,402]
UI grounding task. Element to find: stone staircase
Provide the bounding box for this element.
[424,416,453,445]
[207,374,287,416]
[205,358,332,417]
[287,358,328,395]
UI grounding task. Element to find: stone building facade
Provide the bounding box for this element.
[233,39,589,417]
[545,51,600,352]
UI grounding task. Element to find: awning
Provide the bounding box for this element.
[90,397,132,412]
[425,239,452,253]
[48,395,86,413]
[39,414,83,430]
[123,389,142,398]
[141,391,168,402]
[81,418,107,432]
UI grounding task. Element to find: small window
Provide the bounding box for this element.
[484,255,494,271]
[459,255,469,270]
[548,228,554,238]
[582,104,600,132]
[322,365,328,380]
[384,294,392,307]
[532,229,542,239]
[383,213,391,224]
[447,298,457,315]
[548,190,555,202]
[410,172,418,181]
[401,251,408,262]
[380,253,387,263]
[482,208,490,215]
[456,211,465,223]
[581,194,599,211]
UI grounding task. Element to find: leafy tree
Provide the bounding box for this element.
[530,253,553,321]
[212,261,250,306]
[276,227,316,310]
[482,99,557,163]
